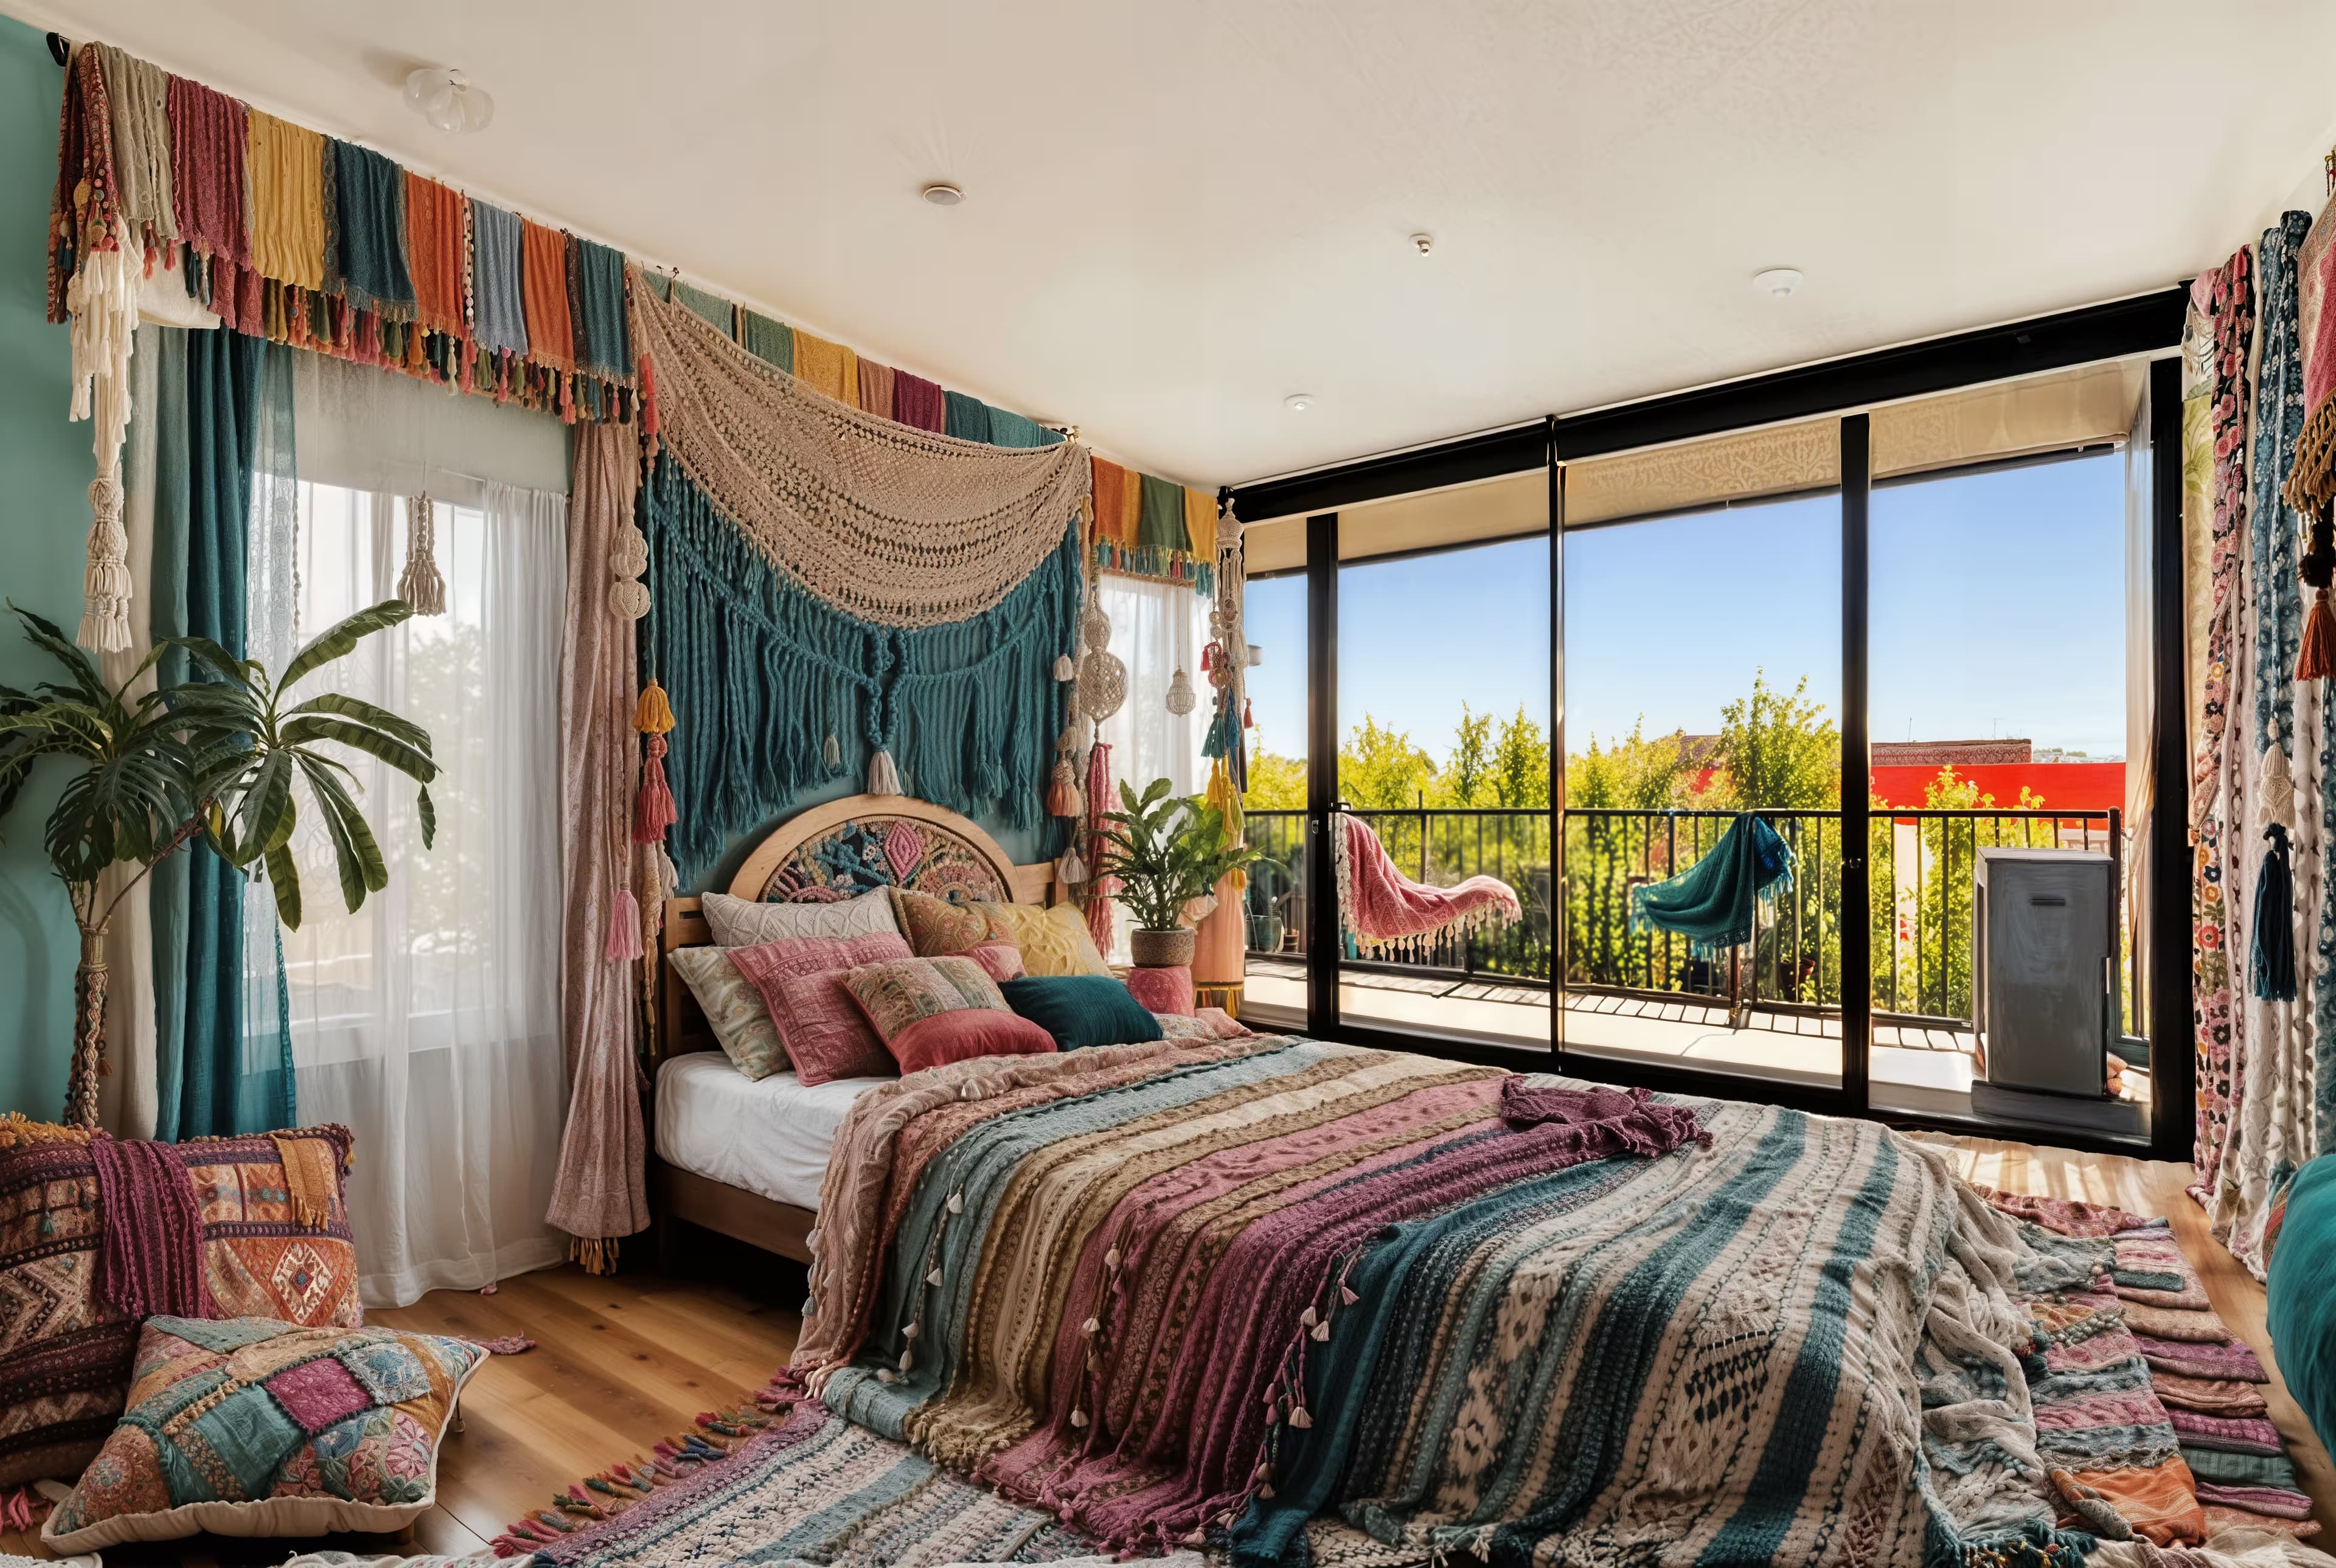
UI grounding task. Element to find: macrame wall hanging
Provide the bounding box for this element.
[629,274,1090,881]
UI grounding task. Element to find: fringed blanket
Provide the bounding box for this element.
[1332,814,1522,956]
[786,1038,2152,1567]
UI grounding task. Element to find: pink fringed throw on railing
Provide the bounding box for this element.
[88,1134,213,1320]
[1334,811,1521,953]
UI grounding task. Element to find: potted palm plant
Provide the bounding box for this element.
[0,600,435,1126]
[1094,776,1261,968]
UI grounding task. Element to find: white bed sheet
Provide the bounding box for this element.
[654,1052,886,1212]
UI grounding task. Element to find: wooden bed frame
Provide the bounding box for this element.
[648,794,1058,1269]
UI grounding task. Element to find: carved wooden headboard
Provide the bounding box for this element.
[657,794,1058,1059]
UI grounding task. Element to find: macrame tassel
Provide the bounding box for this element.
[1049,757,1081,817]
[607,888,644,962]
[1054,654,1076,681]
[78,471,133,653]
[398,493,447,614]
[867,748,902,796]
[634,680,676,734]
[2252,822,2298,1002]
[823,732,842,771]
[2300,589,2336,681]
[1084,740,1116,951]
[1058,845,1087,885]
[2261,744,2296,828]
[2299,506,2336,681]
[634,735,677,844]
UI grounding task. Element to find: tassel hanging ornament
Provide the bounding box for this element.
[1054,654,1076,682]
[633,735,677,844]
[397,493,447,614]
[1058,844,1087,885]
[634,680,675,734]
[1048,755,1083,818]
[868,749,903,796]
[823,732,842,771]
[2298,501,2336,681]
[607,887,644,962]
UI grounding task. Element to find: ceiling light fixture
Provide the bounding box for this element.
[921,182,965,207]
[1753,266,1802,299]
[403,66,493,134]
[1410,232,1434,256]
[1284,393,1314,413]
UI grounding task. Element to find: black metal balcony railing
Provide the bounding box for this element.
[1243,803,2129,1035]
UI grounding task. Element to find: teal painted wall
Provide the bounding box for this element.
[0,16,86,1120]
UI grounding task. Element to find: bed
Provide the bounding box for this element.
[650,794,1059,1268]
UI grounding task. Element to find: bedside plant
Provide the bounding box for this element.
[0,600,435,1126]
[1094,775,1260,968]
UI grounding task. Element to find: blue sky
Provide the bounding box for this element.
[1243,450,2127,764]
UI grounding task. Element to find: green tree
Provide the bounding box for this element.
[1490,707,1550,808]
[1340,714,1436,809]
[1569,718,1690,810]
[1241,744,1307,811]
[1445,706,1492,805]
[1712,671,1837,808]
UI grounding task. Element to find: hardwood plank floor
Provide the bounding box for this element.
[5,1140,2327,1561]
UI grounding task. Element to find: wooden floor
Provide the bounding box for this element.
[7,1139,2329,1562]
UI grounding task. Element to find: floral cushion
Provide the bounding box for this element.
[888,886,1005,957]
[728,932,912,1086]
[703,887,900,948]
[667,946,788,1080]
[977,902,1112,977]
[844,956,1012,1044]
[41,1316,485,1551]
[0,1117,361,1489]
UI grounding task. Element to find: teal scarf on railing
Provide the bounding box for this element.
[1629,813,1794,952]
[642,455,1081,881]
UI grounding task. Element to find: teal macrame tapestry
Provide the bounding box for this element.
[1629,813,1794,953]
[642,456,1080,881]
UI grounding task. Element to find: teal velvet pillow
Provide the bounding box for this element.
[998,976,1165,1052]
[2267,1153,2336,1462]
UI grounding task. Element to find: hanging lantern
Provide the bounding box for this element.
[1165,666,1196,716]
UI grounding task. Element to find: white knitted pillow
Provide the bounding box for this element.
[702,887,902,948]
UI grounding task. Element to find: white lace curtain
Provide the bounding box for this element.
[261,352,571,1306]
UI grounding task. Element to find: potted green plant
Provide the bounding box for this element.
[0,600,435,1126]
[1094,776,1261,968]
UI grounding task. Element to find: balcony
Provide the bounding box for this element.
[1238,804,2148,1131]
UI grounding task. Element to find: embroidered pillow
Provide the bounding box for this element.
[0,1119,361,1490]
[41,1316,487,1552]
[880,1008,1056,1075]
[888,886,1004,956]
[703,887,900,948]
[965,940,1026,983]
[978,902,1113,977]
[727,932,912,1086]
[766,972,897,1085]
[667,945,787,1079]
[999,976,1166,1052]
[844,956,1050,1072]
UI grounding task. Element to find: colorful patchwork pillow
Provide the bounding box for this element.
[702,887,900,948]
[667,945,788,1080]
[0,1117,361,1489]
[844,956,1052,1072]
[999,976,1166,1052]
[887,885,1004,956]
[727,932,912,1086]
[41,1316,485,1551]
[976,901,1113,977]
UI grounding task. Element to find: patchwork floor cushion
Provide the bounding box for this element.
[41,1316,485,1550]
[0,1117,361,1488]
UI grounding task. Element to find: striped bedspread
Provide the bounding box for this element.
[788,1035,2110,1567]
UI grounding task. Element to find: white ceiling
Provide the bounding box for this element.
[10,0,2336,485]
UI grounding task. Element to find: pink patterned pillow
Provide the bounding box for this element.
[728,932,911,1083]
[965,940,1025,983]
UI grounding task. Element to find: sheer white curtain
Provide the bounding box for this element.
[1094,575,1211,956]
[266,481,568,1305]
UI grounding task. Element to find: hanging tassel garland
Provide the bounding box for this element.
[2298,504,2336,680]
[634,679,675,734]
[2252,822,2298,1002]
[634,734,678,844]
[398,493,447,614]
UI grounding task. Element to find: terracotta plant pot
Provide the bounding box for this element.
[1128,926,1197,968]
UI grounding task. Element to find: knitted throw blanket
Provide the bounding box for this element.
[631,269,1091,630]
[791,1038,2102,1566]
[1331,811,1521,953]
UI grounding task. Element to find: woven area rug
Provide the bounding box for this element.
[490,1400,1104,1566]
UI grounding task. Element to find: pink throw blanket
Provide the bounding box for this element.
[1335,811,1521,950]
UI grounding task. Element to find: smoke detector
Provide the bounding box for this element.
[1753,267,1803,299]
[921,182,965,207]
